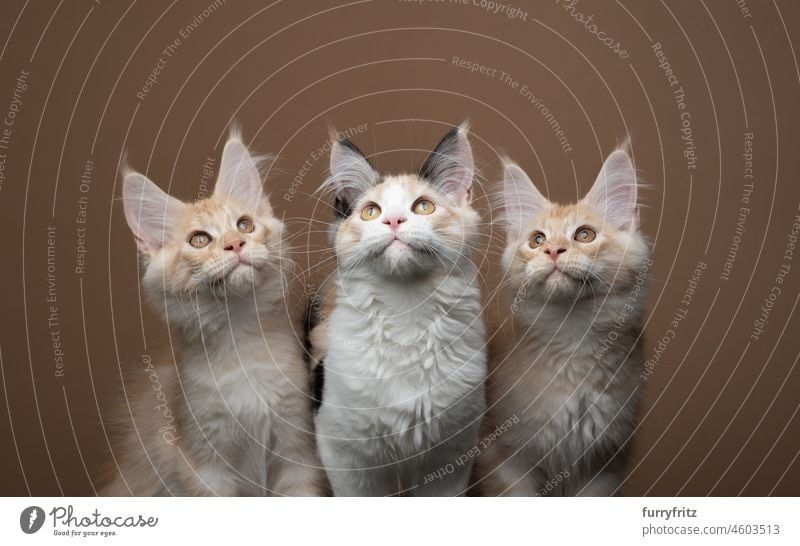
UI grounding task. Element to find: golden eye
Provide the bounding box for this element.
[189,231,212,248]
[237,216,254,233]
[360,204,381,221]
[413,199,435,215]
[529,231,546,249]
[574,226,597,243]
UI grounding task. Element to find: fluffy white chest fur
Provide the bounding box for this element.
[316,273,487,496]
[479,300,643,496]
[172,310,322,496]
[183,332,284,427]
[511,332,632,464]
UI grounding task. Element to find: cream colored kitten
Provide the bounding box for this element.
[102,133,325,496]
[476,148,650,496]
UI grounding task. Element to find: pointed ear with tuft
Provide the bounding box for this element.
[214,136,270,213]
[122,172,185,257]
[326,137,380,218]
[502,162,549,241]
[419,122,474,205]
[585,150,638,230]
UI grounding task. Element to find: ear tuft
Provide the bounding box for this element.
[323,135,380,218]
[419,122,474,204]
[122,171,185,256]
[214,133,271,211]
[501,161,549,241]
[585,149,638,229]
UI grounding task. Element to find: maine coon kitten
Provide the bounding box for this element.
[102,133,325,496]
[313,124,487,496]
[475,148,650,496]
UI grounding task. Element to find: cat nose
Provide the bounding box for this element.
[382,216,406,230]
[224,239,245,253]
[543,244,566,261]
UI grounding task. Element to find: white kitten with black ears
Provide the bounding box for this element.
[476,148,650,496]
[102,132,325,496]
[314,124,487,496]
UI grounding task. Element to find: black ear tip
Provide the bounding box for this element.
[441,125,461,144]
[334,137,376,170]
[419,124,469,180]
[435,123,470,152]
[336,136,360,153]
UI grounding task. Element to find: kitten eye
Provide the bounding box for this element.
[412,199,435,215]
[237,216,255,233]
[189,232,212,248]
[529,231,546,249]
[360,204,381,221]
[574,226,597,243]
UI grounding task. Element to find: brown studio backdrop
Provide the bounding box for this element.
[1,0,799,496]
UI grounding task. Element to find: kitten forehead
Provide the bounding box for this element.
[384,174,420,187]
[189,197,225,215]
[527,201,604,227]
[174,192,259,235]
[181,201,222,229]
[380,182,409,206]
[364,175,428,203]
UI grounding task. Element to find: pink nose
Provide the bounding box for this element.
[383,216,406,230]
[543,244,566,261]
[224,239,245,253]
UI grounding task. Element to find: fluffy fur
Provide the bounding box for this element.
[475,148,650,496]
[313,125,487,496]
[102,133,325,496]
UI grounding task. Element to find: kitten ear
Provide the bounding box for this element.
[502,162,549,241]
[122,171,185,256]
[326,136,380,218]
[585,149,638,229]
[419,122,474,204]
[215,133,270,212]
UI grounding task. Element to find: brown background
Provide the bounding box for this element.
[1,0,799,496]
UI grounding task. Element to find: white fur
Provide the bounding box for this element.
[168,290,323,496]
[315,126,487,496]
[480,297,644,496]
[316,270,486,496]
